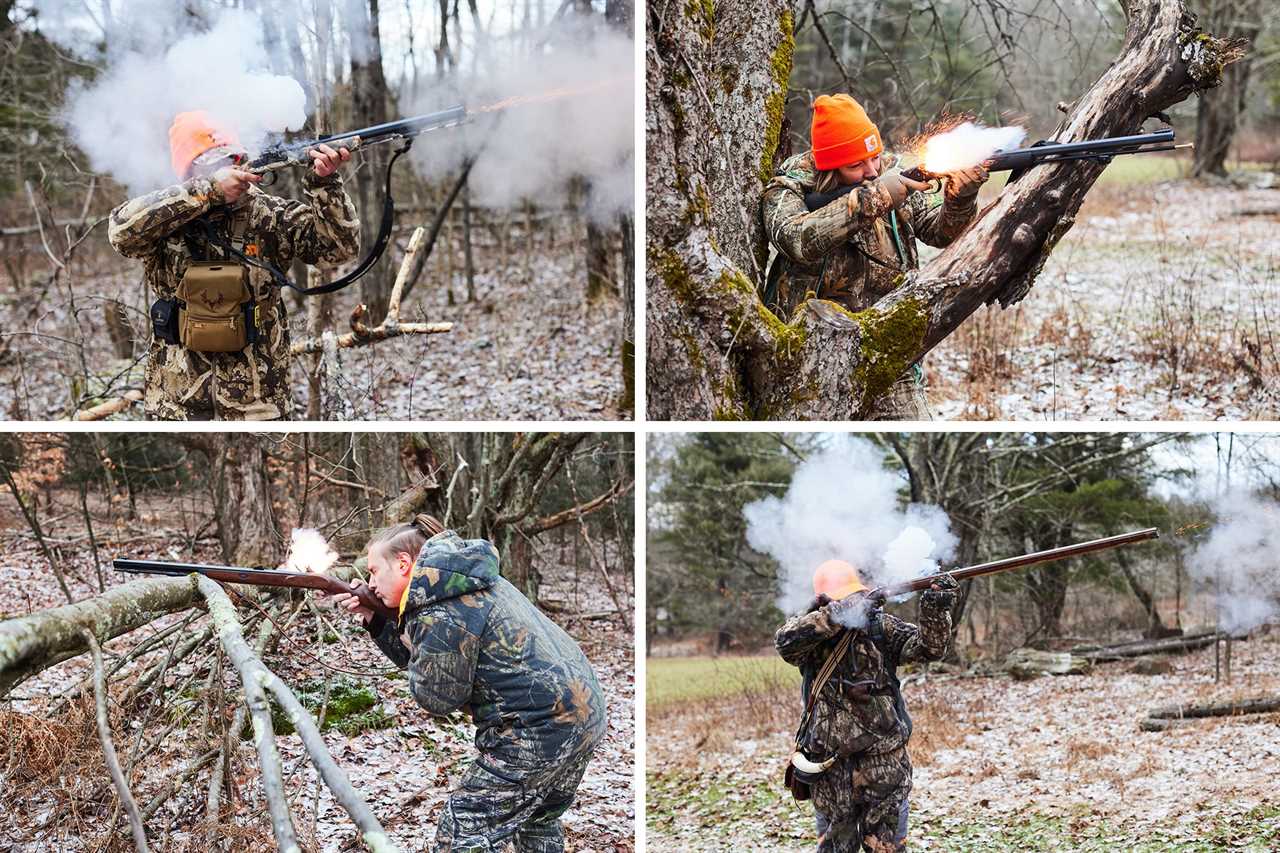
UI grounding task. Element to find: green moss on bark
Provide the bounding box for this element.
[760,10,795,183]
[850,298,928,404]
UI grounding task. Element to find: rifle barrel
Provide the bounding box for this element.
[112,558,394,621]
[874,527,1160,598]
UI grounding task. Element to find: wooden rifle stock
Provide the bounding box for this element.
[112,558,395,622]
[868,527,1160,600]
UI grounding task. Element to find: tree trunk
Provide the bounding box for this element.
[1191,0,1262,177]
[585,210,614,301]
[646,0,1245,419]
[1116,549,1172,638]
[210,435,281,567]
[350,0,395,323]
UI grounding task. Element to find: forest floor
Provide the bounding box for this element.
[0,207,627,421]
[0,499,635,852]
[927,159,1280,421]
[647,629,1280,852]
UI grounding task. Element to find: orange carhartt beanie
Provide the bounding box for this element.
[811,94,881,171]
[169,111,242,179]
[813,559,867,600]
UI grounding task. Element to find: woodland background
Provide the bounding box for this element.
[0,431,635,851]
[0,0,635,420]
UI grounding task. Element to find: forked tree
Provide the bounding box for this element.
[645,0,1246,419]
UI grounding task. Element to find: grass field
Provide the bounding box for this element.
[646,655,800,711]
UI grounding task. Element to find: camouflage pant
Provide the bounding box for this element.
[434,748,595,853]
[868,367,932,421]
[812,746,912,853]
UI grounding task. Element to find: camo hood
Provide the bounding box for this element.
[398,530,500,618]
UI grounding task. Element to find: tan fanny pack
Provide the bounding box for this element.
[176,262,252,352]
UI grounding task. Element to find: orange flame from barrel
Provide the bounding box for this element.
[474,75,631,114]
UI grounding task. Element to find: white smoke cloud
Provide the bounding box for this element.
[922,121,1027,173]
[743,437,957,619]
[284,528,340,574]
[404,26,634,221]
[57,9,307,194]
[1188,492,1280,633]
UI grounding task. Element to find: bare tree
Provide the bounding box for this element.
[1192,0,1265,177]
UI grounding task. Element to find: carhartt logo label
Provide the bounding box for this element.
[865,135,878,153]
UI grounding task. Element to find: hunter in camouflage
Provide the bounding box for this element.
[761,95,987,419]
[776,570,958,853]
[347,522,607,852]
[107,111,359,420]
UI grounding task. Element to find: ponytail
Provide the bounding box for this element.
[370,513,445,560]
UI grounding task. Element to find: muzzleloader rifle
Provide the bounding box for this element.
[802,130,1189,211]
[113,558,395,622]
[861,527,1161,604]
[205,105,471,298]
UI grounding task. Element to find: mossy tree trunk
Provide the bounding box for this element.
[645,0,1245,420]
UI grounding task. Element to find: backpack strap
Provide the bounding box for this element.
[794,628,855,748]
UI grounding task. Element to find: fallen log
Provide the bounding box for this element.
[1076,630,1238,661]
[1140,695,1280,731]
[1005,648,1092,680]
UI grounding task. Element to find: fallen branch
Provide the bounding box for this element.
[1076,629,1234,661]
[197,577,399,853]
[0,575,199,698]
[1141,695,1280,731]
[0,565,369,698]
[73,390,144,421]
[291,226,453,356]
[197,577,299,851]
[83,630,151,853]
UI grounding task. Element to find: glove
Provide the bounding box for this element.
[920,573,959,611]
[878,171,931,207]
[944,164,989,202]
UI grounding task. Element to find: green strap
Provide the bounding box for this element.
[888,209,906,266]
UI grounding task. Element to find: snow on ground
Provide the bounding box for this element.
[0,209,627,421]
[0,503,634,852]
[927,180,1280,421]
[647,631,1280,851]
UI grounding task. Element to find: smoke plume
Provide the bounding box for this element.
[54,8,308,194]
[1188,492,1280,633]
[284,528,340,575]
[922,121,1027,173]
[404,26,634,222]
[743,438,957,625]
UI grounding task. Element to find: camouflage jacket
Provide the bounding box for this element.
[775,594,951,759]
[761,151,978,322]
[107,171,359,420]
[367,531,608,777]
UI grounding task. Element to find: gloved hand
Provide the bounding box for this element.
[944,164,989,202]
[878,171,931,207]
[920,573,959,611]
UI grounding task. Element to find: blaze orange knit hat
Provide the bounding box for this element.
[169,111,242,179]
[811,94,881,171]
[813,559,867,600]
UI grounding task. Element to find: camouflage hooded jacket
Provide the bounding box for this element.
[775,594,951,759]
[367,531,608,777]
[107,171,360,420]
[761,151,978,322]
